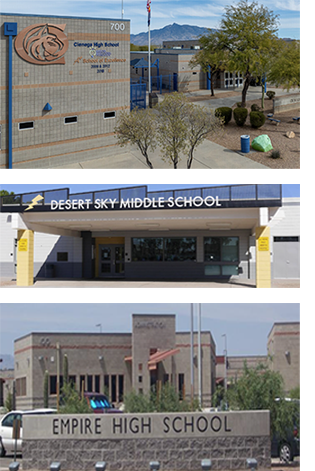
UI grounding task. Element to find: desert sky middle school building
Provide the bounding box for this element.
[0,184,300,288]
[0,13,130,168]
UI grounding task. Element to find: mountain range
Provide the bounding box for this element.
[130,23,212,46]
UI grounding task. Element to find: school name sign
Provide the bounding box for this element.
[23,411,270,440]
[50,196,222,211]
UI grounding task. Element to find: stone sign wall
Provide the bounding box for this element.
[273,94,300,114]
[22,411,271,471]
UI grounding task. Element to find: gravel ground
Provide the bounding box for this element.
[190,93,300,169]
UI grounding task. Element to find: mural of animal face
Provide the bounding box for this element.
[15,23,69,65]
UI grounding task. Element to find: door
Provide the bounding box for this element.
[273,237,300,279]
[99,245,125,278]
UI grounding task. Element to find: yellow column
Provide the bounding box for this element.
[256,226,271,288]
[17,229,34,286]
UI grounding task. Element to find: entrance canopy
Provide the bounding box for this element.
[125,348,180,371]
[1,184,282,237]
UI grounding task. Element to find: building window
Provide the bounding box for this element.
[87,375,93,392]
[118,375,124,402]
[95,375,100,393]
[132,237,196,262]
[19,121,34,130]
[274,237,299,242]
[16,377,27,396]
[111,375,117,403]
[50,376,57,395]
[163,374,169,384]
[164,237,196,262]
[204,237,239,262]
[138,363,143,371]
[57,252,68,262]
[104,111,116,119]
[178,374,185,400]
[138,375,143,383]
[132,238,163,262]
[64,116,78,124]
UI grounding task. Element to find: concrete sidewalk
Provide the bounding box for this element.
[0,278,300,289]
[54,139,267,169]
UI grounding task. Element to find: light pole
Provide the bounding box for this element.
[198,304,202,407]
[190,304,194,404]
[222,334,227,393]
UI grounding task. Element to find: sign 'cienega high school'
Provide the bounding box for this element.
[49,196,222,211]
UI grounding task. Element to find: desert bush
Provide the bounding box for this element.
[215,107,232,124]
[233,107,248,126]
[270,150,281,159]
[251,104,260,112]
[250,111,266,128]
[266,90,275,100]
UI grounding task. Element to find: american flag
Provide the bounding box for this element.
[147,0,151,26]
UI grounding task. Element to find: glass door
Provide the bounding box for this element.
[99,244,125,278]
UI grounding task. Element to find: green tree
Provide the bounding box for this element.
[59,382,92,414]
[189,36,225,97]
[124,384,200,413]
[0,190,18,204]
[115,108,157,169]
[224,362,298,438]
[268,40,300,91]
[43,370,49,408]
[5,390,13,412]
[198,0,279,106]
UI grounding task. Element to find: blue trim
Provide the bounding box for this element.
[0,12,130,22]
[8,34,12,169]
[4,22,17,170]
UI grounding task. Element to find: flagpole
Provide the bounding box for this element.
[147,0,151,94]
[148,22,151,93]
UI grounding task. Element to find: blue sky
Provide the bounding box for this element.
[2,0,300,38]
[0,184,300,197]
[0,303,299,356]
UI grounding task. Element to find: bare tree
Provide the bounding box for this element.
[185,105,224,169]
[115,108,157,169]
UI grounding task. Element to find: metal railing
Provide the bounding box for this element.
[0,184,282,208]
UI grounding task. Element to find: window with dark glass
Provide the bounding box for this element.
[104,375,109,395]
[118,375,124,402]
[132,237,196,262]
[87,375,93,392]
[57,252,68,262]
[204,237,239,262]
[132,238,163,261]
[50,376,57,395]
[69,375,76,387]
[164,237,196,261]
[178,374,185,400]
[111,375,117,402]
[95,375,100,393]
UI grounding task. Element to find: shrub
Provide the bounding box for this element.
[233,107,248,126]
[215,107,232,125]
[270,150,281,159]
[266,90,275,100]
[236,102,243,108]
[251,104,260,112]
[250,111,266,128]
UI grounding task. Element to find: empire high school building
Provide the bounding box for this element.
[0,184,300,287]
[0,13,130,168]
